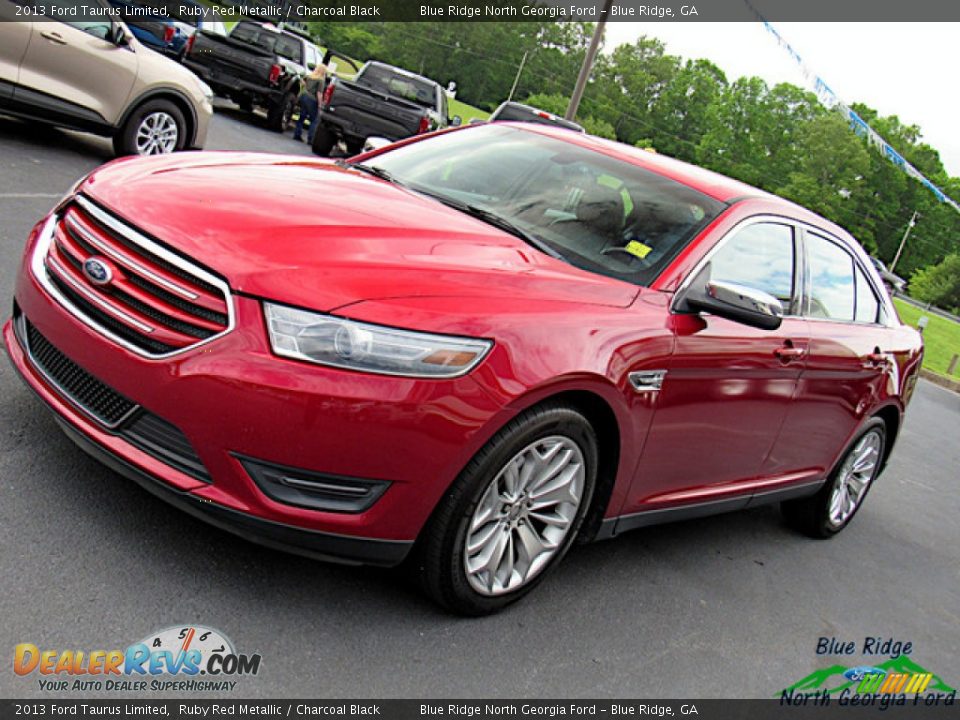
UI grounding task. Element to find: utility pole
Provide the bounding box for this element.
[565,0,613,121]
[890,210,919,272]
[507,51,529,103]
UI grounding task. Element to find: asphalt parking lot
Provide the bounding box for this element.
[1,109,958,699]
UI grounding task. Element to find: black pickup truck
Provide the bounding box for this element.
[311,61,460,156]
[184,21,319,131]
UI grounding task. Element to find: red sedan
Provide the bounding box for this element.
[4,124,923,614]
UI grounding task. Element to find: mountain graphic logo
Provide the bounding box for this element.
[780,655,956,696]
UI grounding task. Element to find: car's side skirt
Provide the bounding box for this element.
[595,479,825,539]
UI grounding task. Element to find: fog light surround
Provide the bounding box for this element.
[238,455,391,513]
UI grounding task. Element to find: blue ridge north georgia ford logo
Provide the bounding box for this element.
[82,257,113,286]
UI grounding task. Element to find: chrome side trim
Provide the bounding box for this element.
[628,369,667,393]
[32,199,235,360]
[14,313,141,430]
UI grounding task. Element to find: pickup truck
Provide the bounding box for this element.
[184,21,321,131]
[311,61,460,156]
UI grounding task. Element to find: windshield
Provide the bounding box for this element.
[357,65,437,110]
[230,23,303,65]
[362,125,725,287]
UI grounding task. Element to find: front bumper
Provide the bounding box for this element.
[5,216,505,565]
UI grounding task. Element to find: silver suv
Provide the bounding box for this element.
[0,1,213,156]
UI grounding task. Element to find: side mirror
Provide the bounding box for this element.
[679,265,783,330]
[450,115,462,127]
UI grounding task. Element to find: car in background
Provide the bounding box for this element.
[869,256,907,295]
[165,0,228,41]
[107,0,189,60]
[184,20,318,131]
[474,101,585,132]
[0,5,213,156]
[312,61,459,156]
[4,123,923,614]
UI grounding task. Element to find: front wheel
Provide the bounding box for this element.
[782,418,886,538]
[114,100,186,157]
[416,403,597,615]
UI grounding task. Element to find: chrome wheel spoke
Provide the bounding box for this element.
[464,435,585,596]
[828,430,882,527]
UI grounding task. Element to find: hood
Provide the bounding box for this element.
[80,153,639,312]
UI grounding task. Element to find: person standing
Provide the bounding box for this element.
[293,63,327,143]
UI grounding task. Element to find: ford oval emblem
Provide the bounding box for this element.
[82,257,113,286]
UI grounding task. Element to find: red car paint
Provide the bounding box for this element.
[3,124,923,563]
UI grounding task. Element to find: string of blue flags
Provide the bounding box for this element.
[745,2,960,214]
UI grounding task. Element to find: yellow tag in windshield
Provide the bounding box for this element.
[624,241,652,259]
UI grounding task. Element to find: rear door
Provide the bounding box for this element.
[622,219,810,517]
[769,229,891,477]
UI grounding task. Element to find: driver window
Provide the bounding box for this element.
[708,222,796,311]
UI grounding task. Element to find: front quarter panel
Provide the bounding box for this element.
[338,291,676,520]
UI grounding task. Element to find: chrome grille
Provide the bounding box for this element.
[38,196,232,357]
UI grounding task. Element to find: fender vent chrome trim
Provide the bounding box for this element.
[628,369,667,393]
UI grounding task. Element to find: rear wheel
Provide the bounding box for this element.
[114,100,186,157]
[267,93,296,132]
[782,419,886,538]
[416,403,597,615]
[311,125,336,156]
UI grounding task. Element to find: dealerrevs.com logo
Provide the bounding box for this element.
[14,625,261,693]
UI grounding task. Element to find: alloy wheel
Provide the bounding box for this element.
[136,111,179,155]
[464,435,584,596]
[828,429,882,527]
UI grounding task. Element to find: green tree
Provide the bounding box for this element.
[909,254,960,312]
[776,112,871,238]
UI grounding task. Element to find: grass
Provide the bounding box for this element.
[449,97,490,123]
[894,298,960,378]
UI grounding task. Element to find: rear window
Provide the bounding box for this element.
[493,104,583,132]
[357,65,437,110]
[230,23,303,65]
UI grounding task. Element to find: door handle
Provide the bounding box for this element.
[865,350,888,368]
[774,343,806,362]
[40,31,67,45]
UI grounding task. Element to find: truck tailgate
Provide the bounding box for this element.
[188,32,273,87]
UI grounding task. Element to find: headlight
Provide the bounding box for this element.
[264,303,492,378]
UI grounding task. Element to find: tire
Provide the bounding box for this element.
[416,403,598,615]
[267,93,296,132]
[311,125,336,156]
[113,100,186,157]
[782,418,886,538]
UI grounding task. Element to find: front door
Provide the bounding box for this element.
[621,219,809,517]
[17,16,137,126]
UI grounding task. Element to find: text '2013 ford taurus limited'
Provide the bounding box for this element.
[4,124,923,614]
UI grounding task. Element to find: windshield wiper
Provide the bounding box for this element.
[412,188,566,261]
[340,161,404,186]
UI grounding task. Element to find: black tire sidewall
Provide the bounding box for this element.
[115,100,186,157]
[422,405,598,615]
[311,126,335,156]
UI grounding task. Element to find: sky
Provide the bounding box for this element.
[603,23,960,179]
